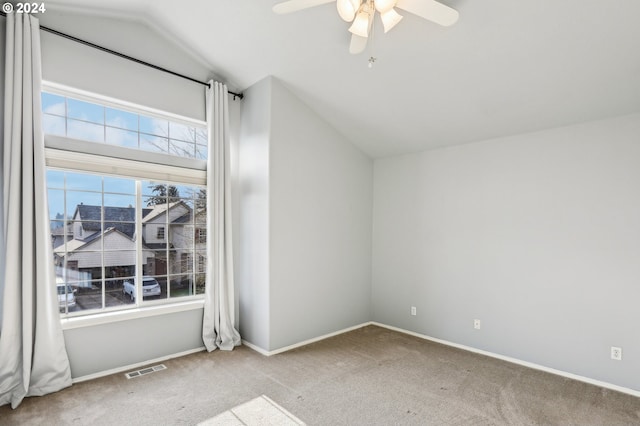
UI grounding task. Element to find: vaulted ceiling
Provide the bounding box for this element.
[45,0,640,157]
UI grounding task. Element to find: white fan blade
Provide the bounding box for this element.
[395,0,459,26]
[349,34,368,54]
[273,0,335,14]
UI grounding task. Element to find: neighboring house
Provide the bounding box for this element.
[143,201,190,277]
[54,227,154,287]
[142,201,189,246]
[53,201,205,285]
[169,206,208,277]
[51,225,73,248]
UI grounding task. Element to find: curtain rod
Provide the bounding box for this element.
[0,11,244,100]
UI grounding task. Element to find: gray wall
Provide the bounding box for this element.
[39,10,213,120]
[237,77,373,352]
[269,78,372,350]
[64,310,204,378]
[237,77,272,350]
[372,113,640,391]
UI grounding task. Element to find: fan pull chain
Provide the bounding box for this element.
[368,8,377,68]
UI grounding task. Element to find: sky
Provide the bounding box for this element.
[41,92,208,158]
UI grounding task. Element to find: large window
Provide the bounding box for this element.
[42,91,208,159]
[43,86,208,317]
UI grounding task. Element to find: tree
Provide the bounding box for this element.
[51,212,66,229]
[142,123,207,159]
[194,189,207,211]
[146,184,180,206]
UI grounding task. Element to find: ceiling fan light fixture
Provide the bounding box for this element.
[348,9,371,37]
[337,0,361,22]
[380,7,403,33]
[374,0,396,13]
[271,0,459,55]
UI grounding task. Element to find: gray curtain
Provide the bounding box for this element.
[202,81,241,351]
[0,12,72,409]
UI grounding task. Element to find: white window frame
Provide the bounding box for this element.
[43,82,209,328]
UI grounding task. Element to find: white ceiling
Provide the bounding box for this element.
[46,0,640,158]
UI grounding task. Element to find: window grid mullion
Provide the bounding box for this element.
[101,178,106,310]
[166,190,170,299]
[62,173,68,314]
[136,180,143,305]
[190,205,194,297]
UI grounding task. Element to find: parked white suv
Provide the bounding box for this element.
[56,277,76,310]
[123,276,161,301]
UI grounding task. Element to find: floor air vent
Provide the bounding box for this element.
[124,364,167,379]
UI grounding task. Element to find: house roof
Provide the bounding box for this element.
[55,227,151,256]
[53,227,105,254]
[75,204,154,222]
[54,238,87,254]
[72,202,194,241]
[74,204,154,238]
[142,201,191,223]
[174,208,206,225]
[143,243,172,251]
[51,226,72,236]
[172,212,192,224]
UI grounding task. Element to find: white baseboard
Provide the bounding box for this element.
[72,346,206,383]
[242,322,373,356]
[241,340,271,356]
[370,322,640,399]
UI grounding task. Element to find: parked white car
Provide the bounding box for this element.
[56,277,77,310]
[123,276,161,301]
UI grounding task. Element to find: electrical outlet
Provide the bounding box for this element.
[611,346,622,361]
[474,319,481,330]
[411,306,417,316]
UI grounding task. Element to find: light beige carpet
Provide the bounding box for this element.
[1,325,639,425]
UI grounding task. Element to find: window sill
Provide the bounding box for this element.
[60,299,205,330]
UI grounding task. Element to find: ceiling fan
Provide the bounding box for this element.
[272,0,459,55]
